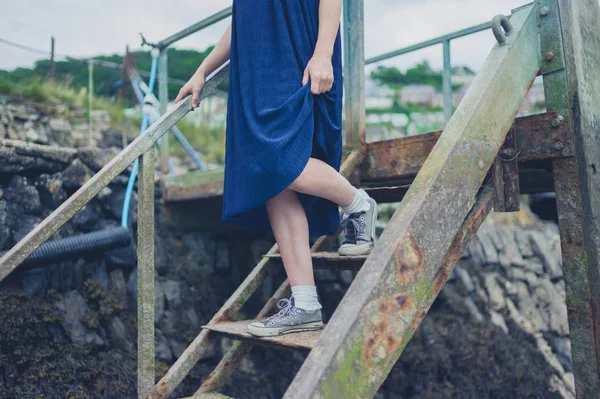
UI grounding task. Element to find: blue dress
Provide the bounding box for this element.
[221,0,343,236]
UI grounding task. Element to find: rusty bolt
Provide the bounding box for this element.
[545,52,555,62]
[554,141,564,151]
[539,7,549,16]
[478,159,485,170]
[551,115,565,127]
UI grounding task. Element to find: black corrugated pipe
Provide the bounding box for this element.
[0,227,132,267]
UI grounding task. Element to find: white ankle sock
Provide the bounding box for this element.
[342,188,370,216]
[291,285,322,311]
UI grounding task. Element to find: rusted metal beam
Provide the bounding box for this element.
[137,147,156,399]
[540,0,600,395]
[493,124,520,212]
[0,63,230,280]
[154,151,363,398]
[361,111,571,182]
[284,6,540,398]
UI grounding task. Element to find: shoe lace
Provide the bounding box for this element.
[266,298,299,323]
[341,212,367,244]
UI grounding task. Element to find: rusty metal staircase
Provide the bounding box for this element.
[1,1,600,398]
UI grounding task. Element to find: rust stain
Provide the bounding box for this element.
[362,295,416,364]
[395,228,425,286]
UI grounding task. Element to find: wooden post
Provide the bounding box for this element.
[137,146,155,398]
[342,0,366,151]
[539,0,600,396]
[49,36,55,82]
[88,61,94,146]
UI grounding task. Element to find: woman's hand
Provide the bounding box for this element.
[175,71,206,109]
[302,52,334,95]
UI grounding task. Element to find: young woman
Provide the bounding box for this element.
[175,0,378,337]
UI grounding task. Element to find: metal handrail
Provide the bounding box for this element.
[365,21,492,65]
[156,6,233,50]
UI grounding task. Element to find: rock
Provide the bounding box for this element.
[530,230,563,280]
[5,175,42,215]
[59,261,75,292]
[483,273,505,310]
[524,258,545,275]
[62,158,94,191]
[0,139,75,173]
[489,310,508,333]
[91,263,110,291]
[544,333,573,373]
[48,118,71,134]
[72,205,99,232]
[155,328,172,361]
[185,308,200,329]
[12,214,42,243]
[535,279,569,335]
[20,267,48,297]
[77,146,121,173]
[474,229,499,264]
[454,267,475,294]
[110,269,128,308]
[34,173,68,210]
[169,339,187,358]
[55,290,104,346]
[73,258,86,289]
[107,316,133,352]
[162,280,181,308]
[104,189,136,222]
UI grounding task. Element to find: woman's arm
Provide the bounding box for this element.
[175,24,232,108]
[302,0,342,94]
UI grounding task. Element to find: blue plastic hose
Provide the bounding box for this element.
[121,55,158,227]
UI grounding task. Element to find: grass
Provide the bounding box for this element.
[168,116,226,165]
[0,77,140,138]
[0,77,228,163]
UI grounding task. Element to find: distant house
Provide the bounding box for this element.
[365,78,395,110]
[399,85,437,106]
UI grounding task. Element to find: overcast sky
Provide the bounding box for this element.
[1,0,526,75]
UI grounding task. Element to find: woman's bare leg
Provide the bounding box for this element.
[266,189,315,286]
[289,158,356,207]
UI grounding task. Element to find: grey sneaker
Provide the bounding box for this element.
[338,193,378,256]
[246,298,323,337]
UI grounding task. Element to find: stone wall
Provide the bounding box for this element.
[0,100,575,398]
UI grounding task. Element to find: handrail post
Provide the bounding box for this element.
[158,49,170,176]
[342,0,365,151]
[442,39,453,123]
[137,146,156,398]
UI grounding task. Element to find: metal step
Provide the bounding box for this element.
[264,252,367,271]
[202,321,323,352]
